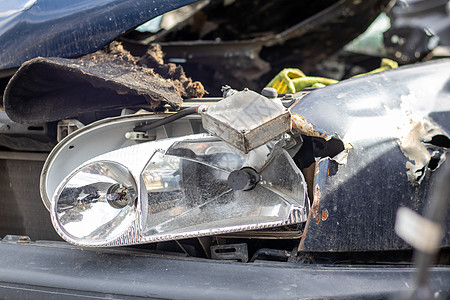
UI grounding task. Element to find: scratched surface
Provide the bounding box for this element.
[292,60,450,251]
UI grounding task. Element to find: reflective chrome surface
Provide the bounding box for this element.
[40,113,203,211]
[143,143,307,237]
[52,161,137,244]
[143,147,304,236]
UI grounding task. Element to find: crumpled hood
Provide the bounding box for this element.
[0,0,196,70]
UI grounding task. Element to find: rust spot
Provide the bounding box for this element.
[314,163,320,177]
[300,213,311,240]
[312,184,321,209]
[312,184,321,224]
[298,211,312,250]
[315,214,321,224]
[321,208,329,221]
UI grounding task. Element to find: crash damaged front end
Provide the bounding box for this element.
[1,57,444,299]
[31,58,449,255]
[1,0,450,299]
[1,59,449,299]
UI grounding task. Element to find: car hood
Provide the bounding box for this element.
[0,0,197,70]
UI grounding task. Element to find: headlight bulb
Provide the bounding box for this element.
[227,167,260,191]
[106,183,135,209]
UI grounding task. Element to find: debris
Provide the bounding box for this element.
[4,42,206,124]
[267,58,397,94]
[84,41,206,99]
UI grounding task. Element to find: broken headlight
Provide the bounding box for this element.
[50,134,308,247]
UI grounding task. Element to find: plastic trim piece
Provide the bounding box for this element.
[0,241,448,299]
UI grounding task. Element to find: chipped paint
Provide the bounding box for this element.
[397,116,446,183]
[312,184,321,208]
[312,184,321,224]
[298,161,321,250]
[400,121,432,181]
[314,162,320,176]
[290,113,331,140]
[331,149,349,165]
[391,92,449,183]
[290,112,350,165]
[338,89,448,184]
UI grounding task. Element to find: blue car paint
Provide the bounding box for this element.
[0,0,197,70]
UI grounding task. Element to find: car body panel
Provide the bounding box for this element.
[0,0,197,70]
[291,60,450,252]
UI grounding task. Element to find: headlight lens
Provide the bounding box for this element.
[52,161,137,245]
[141,138,306,238]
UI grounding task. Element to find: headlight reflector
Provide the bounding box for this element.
[141,138,307,238]
[52,161,137,245]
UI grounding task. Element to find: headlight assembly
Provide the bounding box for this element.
[48,134,308,247]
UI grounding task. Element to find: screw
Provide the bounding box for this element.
[282,94,293,100]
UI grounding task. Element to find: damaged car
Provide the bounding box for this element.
[0,0,449,299]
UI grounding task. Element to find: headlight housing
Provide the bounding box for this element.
[49,134,308,247]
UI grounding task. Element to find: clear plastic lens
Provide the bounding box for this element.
[165,137,281,172]
[53,161,137,243]
[142,152,231,232]
[142,140,307,237]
